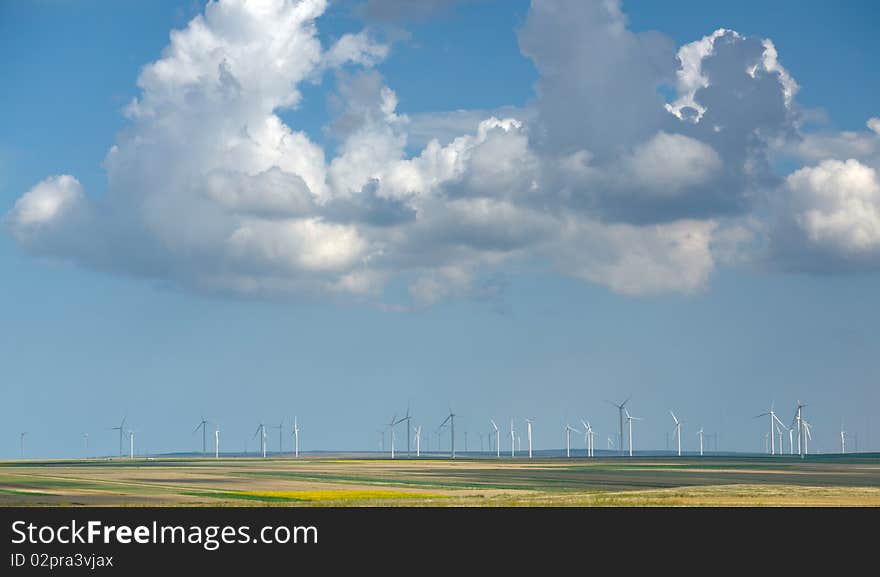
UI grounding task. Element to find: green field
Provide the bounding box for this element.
[1,455,879,506]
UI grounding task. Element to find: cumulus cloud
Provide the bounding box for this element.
[783,117,880,166]
[624,132,722,197]
[6,0,872,305]
[770,159,880,268]
[7,175,85,230]
[551,217,718,296]
[519,6,799,224]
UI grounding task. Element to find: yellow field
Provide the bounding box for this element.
[1,455,878,506]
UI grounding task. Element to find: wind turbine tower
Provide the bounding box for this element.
[193,415,208,456]
[510,419,515,458]
[670,411,682,457]
[525,419,534,459]
[387,414,398,459]
[624,408,642,457]
[111,416,127,458]
[397,405,412,457]
[802,419,812,455]
[792,401,806,458]
[269,419,284,456]
[607,397,630,457]
[581,420,594,457]
[490,419,500,458]
[253,423,267,458]
[439,410,457,459]
[755,403,785,455]
[564,424,579,458]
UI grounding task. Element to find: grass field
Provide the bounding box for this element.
[1,455,879,506]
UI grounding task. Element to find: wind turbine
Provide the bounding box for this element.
[413,425,422,457]
[439,409,457,459]
[292,417,300,458]
[19,432,26,458]
[624,408,642,457]
[193,415,208,456]
[253,423,267,458]
[510,419,516,458]
[82,432,89,456]
[490,419,500,458]
[269,419,284,456]
[670,411,682,457]
[214,426,220,459]
[791,401,807,458]
[564,424,579,458]
[802,419,812,455]
[110,416,127,457]
[397,405,412,457]
[606,396,631,456]
[525,418,534,459]
[607,435,614,450]
[128,430,136,459]
[840,425,847,454]
[581,420,594,457]
[697,427,704,457]
[754,403,784,455]
[387,414,398,459]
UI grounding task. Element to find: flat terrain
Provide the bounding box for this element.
[2,455,879,506]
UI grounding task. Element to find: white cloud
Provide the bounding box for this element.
[7,175,84,230]
[759,39,799,110]
[666,30,797,123]
[324,31,389,69]
[228,217,370,273]
[785,159,880,253]
[665,28,734,123]
[553,217,718,296]
[625,132,722,196]
[11,0,859,304]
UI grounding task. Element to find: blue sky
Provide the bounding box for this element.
[2,0,879,458]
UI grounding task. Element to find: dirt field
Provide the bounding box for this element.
[1,455,879,506]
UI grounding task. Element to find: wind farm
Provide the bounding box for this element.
[3,0,880,521]
[2,398,879,507]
